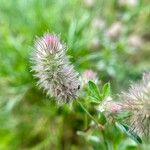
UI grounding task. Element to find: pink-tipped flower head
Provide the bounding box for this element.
[97,96,122,114]
[82,69,98,85]
[31,33,80,104]
[44,34,62,52]
[35,33,63,55]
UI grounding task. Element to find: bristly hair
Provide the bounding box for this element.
[120,71,150,137]
[31,33,80,105]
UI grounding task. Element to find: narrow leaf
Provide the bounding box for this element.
[88,81,101,101]
[102,82,110,99]
[115,122,142,144]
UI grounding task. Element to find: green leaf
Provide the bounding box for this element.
[115,122,129,133]
[115,122,142,144]
[101,82,110,99]
[88,96,101,104]
[88,81,101,101]
[115,111,131,120]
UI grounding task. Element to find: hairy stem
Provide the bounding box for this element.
[77,100,104,130]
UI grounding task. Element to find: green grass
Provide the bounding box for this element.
[0,0,150,149]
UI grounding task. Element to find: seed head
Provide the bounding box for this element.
[31,33,80,104]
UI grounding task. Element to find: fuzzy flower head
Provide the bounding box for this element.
[81,69,98,86]
[97,96,122,114]
[128,34,143,49]
[120,72,150,137]
[31,33,80,104]
[91,17,106,30]
[106,22,123,40]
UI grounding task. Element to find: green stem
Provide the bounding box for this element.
[84,113,88,129]
[102,130,108,149]
[77,100,104,129]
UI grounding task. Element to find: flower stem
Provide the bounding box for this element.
[76,100,104,130]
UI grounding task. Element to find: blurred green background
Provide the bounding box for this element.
[0,0,150,149]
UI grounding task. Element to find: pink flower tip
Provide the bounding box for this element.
[44,34,60,46]
[83,69,97,80]
[110,103,122,113]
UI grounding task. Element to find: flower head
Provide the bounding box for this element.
[128,34,143,49]
[31,33,80,104]
[120,72,150,137]
[83,0,95,8]
[90,37,100,49]
[106,22,123,40]
[97,96,122,114]
[82,69,98,85]
[91,17,106,30]
[118,0,138,7]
